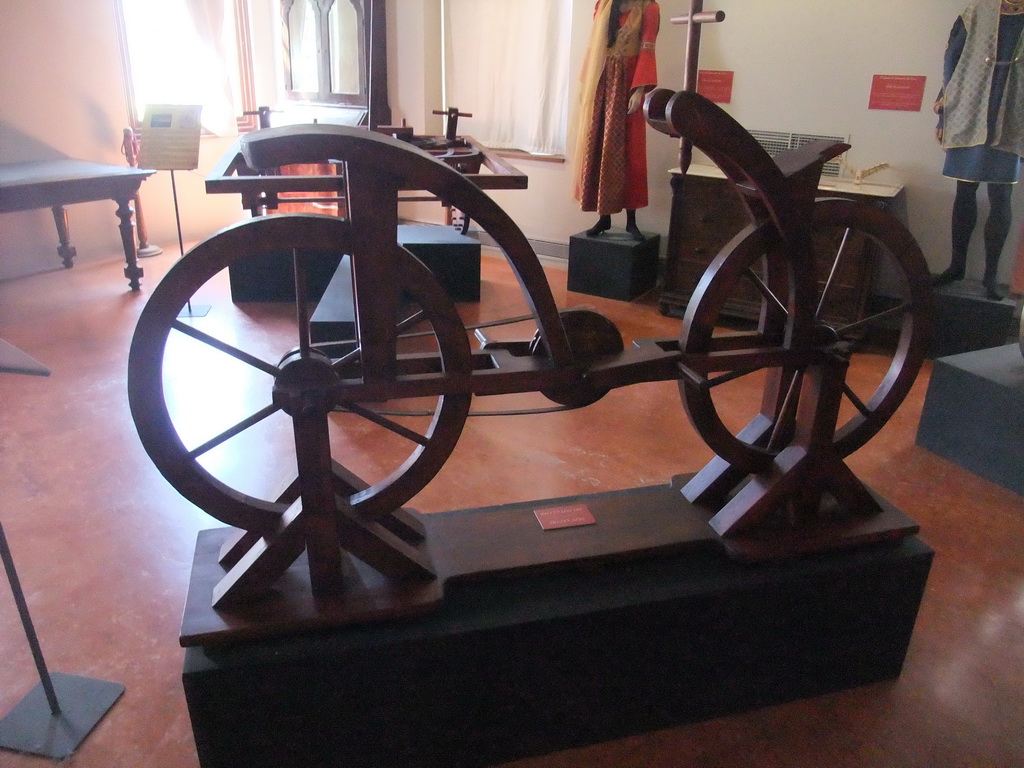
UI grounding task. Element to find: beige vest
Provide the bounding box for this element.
[943,0,1024,156]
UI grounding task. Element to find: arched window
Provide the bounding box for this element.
[282,0,366,105]
[116,0,389,134]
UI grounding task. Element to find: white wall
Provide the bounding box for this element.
[685,0,1018,281]
[1,0,1019,284]
[392,0,1023,283]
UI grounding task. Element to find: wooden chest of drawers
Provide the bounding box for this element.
[659,169,906,326]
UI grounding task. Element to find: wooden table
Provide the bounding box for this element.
[204,129,528,302]
[0,159,155,290]
[205,133,527,215]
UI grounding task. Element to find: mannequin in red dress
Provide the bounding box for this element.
[573,0,660,240]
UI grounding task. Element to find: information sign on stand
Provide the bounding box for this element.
[138,105,209,317]
[137,105,202,172]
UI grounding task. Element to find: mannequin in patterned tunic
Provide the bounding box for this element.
[573,0,660,241]
[934,0,1024,300]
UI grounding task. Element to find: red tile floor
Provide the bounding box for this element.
[0,245,1022,767]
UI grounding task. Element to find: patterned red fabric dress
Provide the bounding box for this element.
[576,1,660,215]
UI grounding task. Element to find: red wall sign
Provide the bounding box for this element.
[697,70,735,104]
[868,75,927,112]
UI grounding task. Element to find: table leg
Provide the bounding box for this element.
[49,206,77,269]
[115,197,143,291]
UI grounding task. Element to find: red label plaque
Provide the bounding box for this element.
[868,75,927,112]
[534,503,596,531]
[697,70,735,104]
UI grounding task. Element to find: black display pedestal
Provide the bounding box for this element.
[929,280,1015,358]
[309,226,481,343]
[228,250,343,303]
[398,224,481,302]
[227,225,480,306]
[309,255,356,343]
[182,525,931,768]
[916,344,1024,495]
[568,230,660,301]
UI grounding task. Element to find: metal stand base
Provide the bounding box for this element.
[0,673,123,759]
[1,352,122,760]
[137,244,164,258]
[178,304,211,319]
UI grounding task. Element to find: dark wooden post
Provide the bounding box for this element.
[432,107,473,141]
[367,0,391,129]
[670,1,725,173]
[122,128,162,257]
[115,196,143,291]
[49,205,76,268]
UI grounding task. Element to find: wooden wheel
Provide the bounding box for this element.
[128,214,472,538]
[679,198,932,475]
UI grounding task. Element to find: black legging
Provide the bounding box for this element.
[950,179,1013,284]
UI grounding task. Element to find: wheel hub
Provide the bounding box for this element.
[273,349,339,417]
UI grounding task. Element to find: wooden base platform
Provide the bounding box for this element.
[180,481,923,648]
[180,483,717,647]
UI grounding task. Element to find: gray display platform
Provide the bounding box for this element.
[929,281,1015,358]
[568,230,660,301]
[916,344,1024,494]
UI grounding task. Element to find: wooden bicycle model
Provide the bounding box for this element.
[128,92,931,644]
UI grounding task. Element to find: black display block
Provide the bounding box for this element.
[568,230,660,301]
[398,224,481,302]
[307,226,481,343]
[228,250,343,303]
[183,534,932,768]
[309,255,355,343]
[226,225,480,305]
[929,281,1015,358]
[916,344,1024,495]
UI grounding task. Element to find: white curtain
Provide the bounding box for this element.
[287,0,318,93]
[121,0,241,136]
[442,0,571,156]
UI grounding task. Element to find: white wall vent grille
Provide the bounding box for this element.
[749,129,847,178]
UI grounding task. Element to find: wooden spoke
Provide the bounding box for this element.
[704,365,771,389]
[842,382,872,418]
[396,308,427,335]
[187,402,283,459]
[678,221,792,472]
[814,225,853,322]
[835,302,912,337]
[331,344,363,372]
[743,265,788,318]
[767,368,803,452]
[292,248,312,360]
[813,199,932,457]
[171,320,280,376]
[339,401,431,447]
